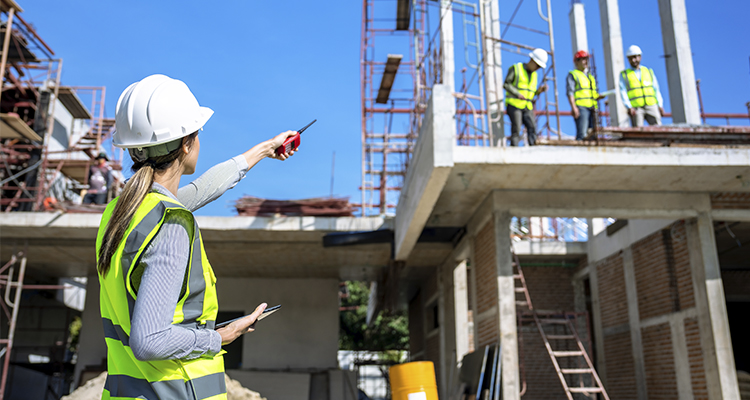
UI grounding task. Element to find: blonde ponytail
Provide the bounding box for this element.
[97,132,197,276]
[97,165,155,276]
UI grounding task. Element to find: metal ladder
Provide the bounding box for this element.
[512,250,610,400]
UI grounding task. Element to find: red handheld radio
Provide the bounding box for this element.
[275,119,317,156]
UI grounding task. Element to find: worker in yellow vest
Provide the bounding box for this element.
[619,45,665,127]
[503,48,549,146]
[96,74,298,399]
[567,50,605,140]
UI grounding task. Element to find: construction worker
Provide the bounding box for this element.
[82,151,113,205]
[619,45,665,127]
[567,50,605,140]
[96,74,298,399]
[504,48,549,146]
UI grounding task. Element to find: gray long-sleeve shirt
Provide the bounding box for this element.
[129,155,250,361]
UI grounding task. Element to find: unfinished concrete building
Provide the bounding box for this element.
[2,0,749,399]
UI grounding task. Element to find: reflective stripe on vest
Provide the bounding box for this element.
[622,67,657,108]
[97,192,225,400]
[102,372,227,400]
[570,69,598,109]
[505,62,538,110]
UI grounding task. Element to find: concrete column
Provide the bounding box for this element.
[598,0,627,126]
[622,249,648,400]
[73,273,107,388]
[657,0,701,124]
[686,215,740,400]
[440,0,455,93]
[468,239,480,351]
[669,315,695,400]
[481,0,504,145]
[569,1,588,53]
[587,259,608,384]
[437,264,449,398]
[453,260,471,363]
[493,211,519,400]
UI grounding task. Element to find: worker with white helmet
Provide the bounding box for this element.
[96,74,298,399]
[503,48,549,146]
[619,45,665,127]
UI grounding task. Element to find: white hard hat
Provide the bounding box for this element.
[114,74,213,152]
[529,48,548,69]
[626,45,642,57]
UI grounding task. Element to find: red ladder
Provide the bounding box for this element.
[512,249,609,400]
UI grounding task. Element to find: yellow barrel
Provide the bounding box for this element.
[389,361,439,400]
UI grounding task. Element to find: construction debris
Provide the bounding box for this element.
[235,196,354,217]
[61,372,266,400]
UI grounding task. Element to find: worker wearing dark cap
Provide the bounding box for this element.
[566,50,604,140]
[82,151,112,205]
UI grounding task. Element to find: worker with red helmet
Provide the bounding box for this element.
[566,50,605,140]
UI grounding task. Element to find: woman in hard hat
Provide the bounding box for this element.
[95,74,297,399]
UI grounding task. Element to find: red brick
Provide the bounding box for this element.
[603,331,637,398]
[642,323,678,399]
[685,318,708,400]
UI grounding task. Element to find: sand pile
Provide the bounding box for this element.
[62,372,266,400]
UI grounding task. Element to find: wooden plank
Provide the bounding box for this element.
[0,114,42,141]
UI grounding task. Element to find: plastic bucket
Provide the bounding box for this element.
[389,361,439,400]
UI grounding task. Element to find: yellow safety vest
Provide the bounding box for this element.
[96,192,226,400]
[505,63,538,110]
[570,69,598,109]
[622,67,658,108]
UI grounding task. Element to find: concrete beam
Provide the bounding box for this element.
[395,85,455,260]
[598,0,627,126]
[657,0,700,124]
[512,240,587,258]
[569,2,588,53]
[491,189,711,219]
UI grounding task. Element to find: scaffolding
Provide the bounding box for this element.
[0,3,118,212]
[359,0,564,216]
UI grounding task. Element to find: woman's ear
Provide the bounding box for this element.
[182,138,191,155]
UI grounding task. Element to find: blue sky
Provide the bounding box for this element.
[21,1,750,216]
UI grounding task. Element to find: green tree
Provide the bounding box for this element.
[339,281,409,351]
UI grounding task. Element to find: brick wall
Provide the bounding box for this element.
[476,311,498,348]
[632,223,694,321]
[516,265,579,399]
[474,221,498,348]
[593,220,712,399]
[596,253,628,329]
[685,317,709,400]
[521,265,575,311]
[711,192,750,209]
[603,331,637,398]
[641,323,678,399]
[474,221,496,316]
[518,327,568,400]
